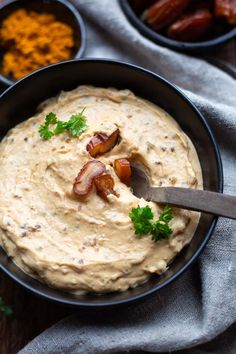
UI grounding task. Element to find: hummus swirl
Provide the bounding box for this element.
[0,86,202,294]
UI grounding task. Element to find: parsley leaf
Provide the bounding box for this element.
[39,125,54,140]
[53,120,68,135]
[129,206,153,236]
[65,109,87,137]
[129,205,173,242]
[45,112,57,125]
[39,108,87,140]
[0,297,13,317]
[159,205,173,223]
[39,112,57,140]
[151,221,172,241]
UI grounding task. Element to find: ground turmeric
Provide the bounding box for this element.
[0,9,75,80]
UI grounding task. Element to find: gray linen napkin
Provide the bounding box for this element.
[19,0,236,353]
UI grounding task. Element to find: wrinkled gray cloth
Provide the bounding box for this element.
[19,0,236,353]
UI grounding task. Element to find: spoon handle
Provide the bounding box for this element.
[148,187,236,220]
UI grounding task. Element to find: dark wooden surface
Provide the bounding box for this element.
[0,40,236,354]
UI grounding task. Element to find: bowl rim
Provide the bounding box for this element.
[0,0,87,87]
[0,58,223,307]
[119,0,236,53]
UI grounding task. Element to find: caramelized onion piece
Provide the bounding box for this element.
[114,158,131,186]
[94,174,118,201]
[73,160,106,197]
[86,129,120,157]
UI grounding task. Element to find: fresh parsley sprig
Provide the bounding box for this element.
[129,205,154,237]
[65,113,87,137]
[129,205,173,242]
[151,206,173,242]
[39,108,87,140]
[39,112,57,140]
[0,297,13,317]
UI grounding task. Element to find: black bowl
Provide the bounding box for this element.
[0,0,86,88]
[0,59,223,308]
[120,0,236,53]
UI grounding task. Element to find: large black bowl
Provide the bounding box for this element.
[0,59,223,308]
[120,0,236,53]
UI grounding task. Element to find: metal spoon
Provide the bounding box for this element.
[131,164,236,220]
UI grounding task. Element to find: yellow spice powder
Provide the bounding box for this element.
[0,9,75,80]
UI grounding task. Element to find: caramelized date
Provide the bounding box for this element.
[215,0,231,18]
[114,158,131,186]
[94,174,118,201]
[230,0,236,24]
[215,0,236,24]
[86,129,120,157]
[73,160,105,197]
[167,9,213,41]
[144,0,190,30]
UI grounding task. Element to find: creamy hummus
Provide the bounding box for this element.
[0,86,202,294]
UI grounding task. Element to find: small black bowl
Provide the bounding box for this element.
[120,0,236,53]
[0,59,223,308]
[0,0,86,88]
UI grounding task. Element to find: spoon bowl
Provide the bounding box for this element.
[131,164,236,220]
